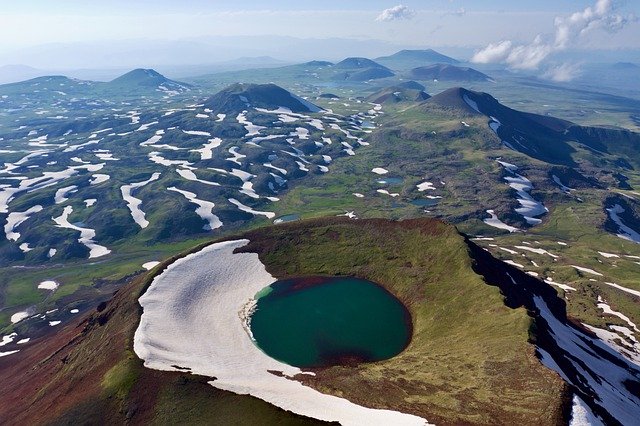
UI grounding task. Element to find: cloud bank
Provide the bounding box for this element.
[376,5,415,22]
[471,0,635,72]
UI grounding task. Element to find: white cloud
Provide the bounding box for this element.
[542,63,582,82]
[376,5,415,22]
[442,7,466,18]
[471,0,636,70]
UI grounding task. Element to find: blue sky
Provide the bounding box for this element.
[1,1,637,49]
[0,0,610,14]
[0,1,638,69]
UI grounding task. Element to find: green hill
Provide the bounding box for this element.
[204,82,322,113]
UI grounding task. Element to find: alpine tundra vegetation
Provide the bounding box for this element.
[1,1,640,425]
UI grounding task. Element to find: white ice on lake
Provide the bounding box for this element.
[52,206,111,258]
[133,240,430,426]
[121,173,161,229]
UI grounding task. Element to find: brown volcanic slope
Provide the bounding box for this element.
[1,218,567,426]
[0,267,327,425]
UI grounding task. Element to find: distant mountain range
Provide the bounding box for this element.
[376,49,460,68]
[409,64,492,82]
[0,68,191,97]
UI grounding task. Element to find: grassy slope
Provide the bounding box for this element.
[240,218,566,425]
[271,100,640,336]
[0,217,566,426]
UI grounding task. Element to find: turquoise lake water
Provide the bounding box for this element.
[250,276,411,368]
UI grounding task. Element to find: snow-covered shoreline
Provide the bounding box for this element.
[134,239,429,426]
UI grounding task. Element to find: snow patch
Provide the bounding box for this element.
[133,240,429,426]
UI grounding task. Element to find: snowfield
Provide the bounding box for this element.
[134,240,430,426]
[483,209,519,232]
[52,206,111,258]
[121,172,161,229]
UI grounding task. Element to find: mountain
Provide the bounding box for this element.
[395,80,425,91]
[304,60,334,67]
[0,64,48,84]
[334,67,395,81]
[203,83,322,114]
[376,49,460,68]
[424,87,640,166]
[222,56,285,66]
[334,57,389,70]
[409,64,492,82]
[611,62,639,70]
[0,217,569,425]
[0,75,99,97]
[3,57,640,426]
[108,68,191,93]
[366,84,430,104]
[329,57,395,81]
